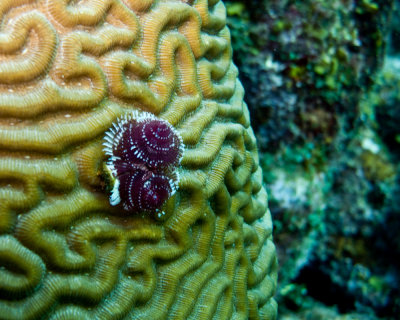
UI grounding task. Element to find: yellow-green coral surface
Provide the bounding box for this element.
[0,0,277,319]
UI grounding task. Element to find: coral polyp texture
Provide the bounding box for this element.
[103,112,183,215]
[0,0,277,319]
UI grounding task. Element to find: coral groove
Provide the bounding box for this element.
[0,0,277,319]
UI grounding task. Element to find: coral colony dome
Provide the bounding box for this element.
[0,1,277,319]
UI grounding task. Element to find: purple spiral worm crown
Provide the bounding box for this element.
[103,111,184,216]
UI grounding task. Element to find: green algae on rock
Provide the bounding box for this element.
[225,0,398,318]
[0,0,277,319]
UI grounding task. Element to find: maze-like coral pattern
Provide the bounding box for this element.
[0,0,278,319]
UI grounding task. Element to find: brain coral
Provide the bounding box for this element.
[0,0,277,319]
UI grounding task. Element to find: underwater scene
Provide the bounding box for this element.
[0,0,398,319]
